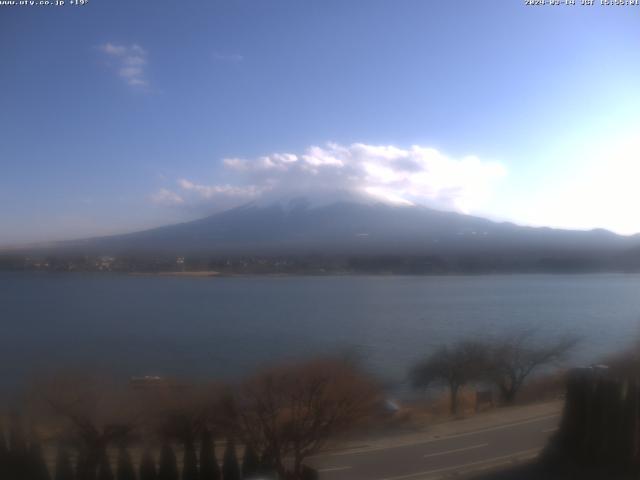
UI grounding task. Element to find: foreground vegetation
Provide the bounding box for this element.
[0,333,612,480]
[0,357,379,480]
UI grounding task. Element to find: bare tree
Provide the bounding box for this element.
[411,341,487,415]
[231,357,378,480]
[486,331,577,404]
[155,393,208,445]
[31,374,142,479]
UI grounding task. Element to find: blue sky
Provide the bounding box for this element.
[2,0,640,244]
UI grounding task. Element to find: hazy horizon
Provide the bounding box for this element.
[3,195,640,250]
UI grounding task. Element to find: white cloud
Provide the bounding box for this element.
[150,189,184,206]
[177,179,264,199]
[151,143,506,214]
[99,43,149,88]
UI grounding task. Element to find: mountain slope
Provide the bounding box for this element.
[56,200,639,258]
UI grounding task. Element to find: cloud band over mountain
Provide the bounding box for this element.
[152,143,506,214]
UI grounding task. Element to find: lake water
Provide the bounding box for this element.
[2,272,640,392]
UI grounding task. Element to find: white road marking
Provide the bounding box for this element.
[318,466,352,473]
[377,447,541,480]
[423,443,488,458]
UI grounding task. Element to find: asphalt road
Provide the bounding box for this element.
[309,414,560,480]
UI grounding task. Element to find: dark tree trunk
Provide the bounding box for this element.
[499,373,524,405]
[158,443,179,480]
[221,440,240,480]
[500,384,517,404]
[96,449,114,480]
[28,437,51,480]
[258,447,277,478]
[241,443,260,479]
[139,449,158,480]
[181,440,198,480]
[116,446,136,480]
[199,430,220,480]
[450,384,460,415]
[77,447,101,480]
[54,447,74,480]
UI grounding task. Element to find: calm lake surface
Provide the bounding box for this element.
[2,272,640,391]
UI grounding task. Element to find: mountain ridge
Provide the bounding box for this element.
[21,200,639,256]
[4,200,640,274]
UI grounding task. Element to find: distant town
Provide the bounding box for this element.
[1,251,639,275]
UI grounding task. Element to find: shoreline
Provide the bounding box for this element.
[129,270,222,277]
[3,270,640,278]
